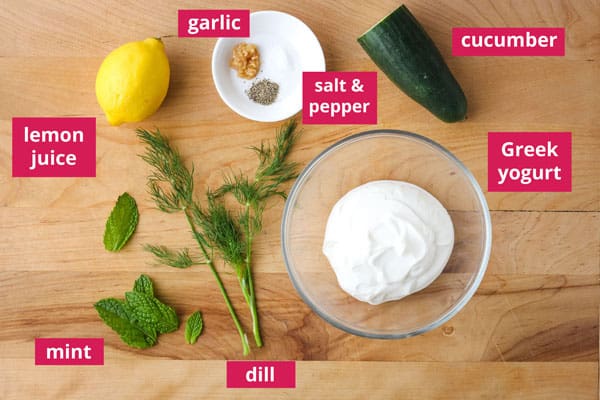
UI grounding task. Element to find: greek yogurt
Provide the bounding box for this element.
[322,180,454,305]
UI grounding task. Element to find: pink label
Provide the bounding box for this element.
[452,28,565,56]
[303,71,377,125]
[488,132,571,192]
[35,338,104,365]
[226,360,296,388]
[12,117,96,177]
[178,9,249,37]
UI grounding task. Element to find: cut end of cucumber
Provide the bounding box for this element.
[358,4,409,42]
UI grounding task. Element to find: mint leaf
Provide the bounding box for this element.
[133,274,154,296]
[95,275,179,349]
[125,291,179,334]
[103,192,139,252]
[185,311,203,344]
[94,298,156,349]
[151,297,180,333]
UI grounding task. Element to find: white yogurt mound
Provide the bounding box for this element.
[322,180,454,305]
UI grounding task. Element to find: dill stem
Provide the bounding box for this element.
[244,203,262,347]
[184,210,250,356]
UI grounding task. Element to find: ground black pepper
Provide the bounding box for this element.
[246,79,279,105]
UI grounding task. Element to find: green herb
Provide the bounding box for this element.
[94,298,156,349]
[213,118,300,347]
[103,192,139,252]
[137,119,300,354]
[185,311,204,344]
[94,274,179,349]
[137,128,250,356]
[144,245,198,269]
[124,291,179,334]
[133,273,154,296]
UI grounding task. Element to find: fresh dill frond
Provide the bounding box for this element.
[218,172,258,206]
[212,118,301,349]
[136,129,194,212]
[144,244,199,269]
[192,194,246,274]
[218,118,300,204]
[138,127,251,355]
[137,119,301,353]
[238,200,264,234]
[252,118,299,183]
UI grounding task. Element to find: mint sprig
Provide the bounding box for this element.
[94,274,179,348]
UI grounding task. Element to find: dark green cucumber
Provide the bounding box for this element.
[358,4,467,122]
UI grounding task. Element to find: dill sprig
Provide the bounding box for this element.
[253,118,300,183]
[137,128,250,356]
[219,119,300,204]
[137,129,194,213]
[215,119,301,348]
[192,194,246,274]
[143,245,198,269]
[136,119,301,353]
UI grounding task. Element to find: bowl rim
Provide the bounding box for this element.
[281,129,492,339]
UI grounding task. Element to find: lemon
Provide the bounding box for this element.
[96,38,170,126]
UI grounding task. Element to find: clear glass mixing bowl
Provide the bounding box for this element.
[281,130,492,338]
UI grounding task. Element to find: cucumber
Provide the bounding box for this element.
[358,5,467,122]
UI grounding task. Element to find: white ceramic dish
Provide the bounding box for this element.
[212,11,326,122]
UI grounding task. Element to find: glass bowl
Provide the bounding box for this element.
[281,130,492,338]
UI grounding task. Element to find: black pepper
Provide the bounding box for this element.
[246,79,279,105]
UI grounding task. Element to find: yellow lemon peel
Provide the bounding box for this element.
[96,38,170,126]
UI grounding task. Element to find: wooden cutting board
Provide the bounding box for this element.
[0,0,598,398]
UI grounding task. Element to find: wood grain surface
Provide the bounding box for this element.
[0,0,598,399]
